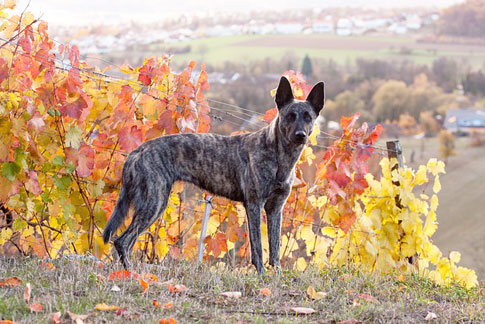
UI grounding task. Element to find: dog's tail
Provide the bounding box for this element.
[103,186,130,243]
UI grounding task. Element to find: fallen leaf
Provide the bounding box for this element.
[95,303,121,311]
[159,318,177,324]
[29,303,43,312]
[167,284,187,293]
[358,293,379,304]
[98,262,104,269]
[307,285,327,300]
[24,283,31,303]
[152,299,160,308]
[51,312,62,324]
[108,270,139,281]
[259,288,272,297]
[40,262,56,271]
[0,277,22,287]
[142,273,159,283]
[115,308,128,316]
[220,291,242,299]
[96,274,106,282]
[0,321,19,324]
[163,302,173,309]
[140,278,149,293]
[290,307,316,314]
[111,285,121,292]
[67,310,89,324]
[425,312,437,321]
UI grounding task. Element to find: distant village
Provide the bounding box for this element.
[51,8,440,55]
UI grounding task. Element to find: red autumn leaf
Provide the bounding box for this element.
[29,303,43,312]
[263,108,278,124]
[107,270,139,281]
[152,299,160,308]
[0,277,22,287]
[27,110,45,133]
[118,125,143,153]
[25,170,42,195]
[76,144,95,177]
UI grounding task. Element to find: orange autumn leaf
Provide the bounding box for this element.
[51,312,62,324]
[107,270,139,281]
[140,278,149,293]
[163,302,173,309]
[24,283,31,303]
[29,303,43,312]
[95,303,121,311]
[67,310,89,324]
[0,277,22,287]
[152,299,160,308]
[40,262,55,271]
[259,288,272,297]
[142,273,159,283]
[306,285,327,300]
[167,284,187,293]
[358,293,379,304]
[159,318,177,324]
[0,321,19,324]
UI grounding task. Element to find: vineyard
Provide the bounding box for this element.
[0,0,480,306]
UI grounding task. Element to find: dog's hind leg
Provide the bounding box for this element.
[245,202,265,274]
[114,181,170,269]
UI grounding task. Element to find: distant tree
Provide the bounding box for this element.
[301,54,313,78]
[323,90,366,122]
[439,130,456,164]
[398,113,419,135]
[438,0,485,38]
[372,80,411,122]
[432,57,458,92]
[463,70,485,96]
[420,111,441,137]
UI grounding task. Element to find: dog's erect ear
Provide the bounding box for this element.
[306,81,325,115]
[275,76,294,110]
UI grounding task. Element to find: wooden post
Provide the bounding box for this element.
[387,140,404,208]
[197,196,212,262]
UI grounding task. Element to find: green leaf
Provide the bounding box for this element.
[91,179,105,197]
[52,155,65,166]
[40,191,53,204]
[12,218,27,232]
[1,162,21,181]
[65,125,83,149]
[54,175,72,190]
[65,162,76,174]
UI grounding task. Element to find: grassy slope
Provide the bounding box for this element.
[138,34,485,68]
[0,257,483,323]
[383,137,485,279]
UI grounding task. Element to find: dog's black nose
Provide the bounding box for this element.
[295,131,307,141]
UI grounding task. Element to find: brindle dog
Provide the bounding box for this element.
[103,77,325,274]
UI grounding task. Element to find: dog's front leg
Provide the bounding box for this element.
[264,191,290,270]
[244,202,264,274]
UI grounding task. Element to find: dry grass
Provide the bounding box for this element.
[1,256,483,323]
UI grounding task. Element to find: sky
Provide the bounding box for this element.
[13,0,466,26]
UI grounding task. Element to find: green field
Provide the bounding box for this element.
[143,34,485,68]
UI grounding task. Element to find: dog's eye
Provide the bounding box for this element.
[303,112,312,122]
[287,112,297,121]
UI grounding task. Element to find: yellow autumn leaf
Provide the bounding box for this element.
[449,251,461,264]
[433,175,441,194]
[308,124,320,146]
[95,303,121,311]
[306,285,327,300]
